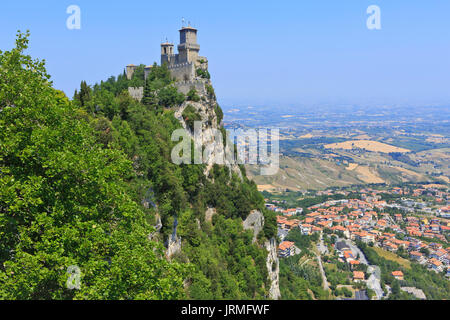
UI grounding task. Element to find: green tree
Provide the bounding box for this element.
[0,31,188,300]
[186,89,200,102]
[142,80,158,108]
[158,86,185,108]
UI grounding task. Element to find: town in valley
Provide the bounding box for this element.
[266,184,449,300]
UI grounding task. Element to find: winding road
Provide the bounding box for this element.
[316,253,329,291]
[316,234,383,298]
[316,232,329,291]
[338,238,383,300]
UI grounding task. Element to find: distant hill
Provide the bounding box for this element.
[325,140,410,153]
[246,155,435,192]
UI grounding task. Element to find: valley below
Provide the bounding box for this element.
[223,104,450,192]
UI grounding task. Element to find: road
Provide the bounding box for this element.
[341,239,368,264]
[355,290,369,300]
[317,232,329,255]
[338,237,383,299]
[367,266,383,299]
[316,232,329,291]
[316,253,329,291]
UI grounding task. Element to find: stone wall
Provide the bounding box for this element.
[127,80,207,102]
[168,62,195,81]
[161,53,178,66]
[126,65,137,80]
[174,79,207,95]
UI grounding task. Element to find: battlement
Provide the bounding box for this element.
[167,62,196,82]
[167,62,193,70]
[177,79,206,85]
[174,79,208,95]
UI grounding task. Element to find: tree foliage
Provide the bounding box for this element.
[0,31,277,299]
[0,31,189,299]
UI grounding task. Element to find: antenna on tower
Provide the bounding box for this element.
[181,17,186,27]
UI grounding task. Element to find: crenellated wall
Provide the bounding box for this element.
[174,79,207,95]
[168,62,195,81]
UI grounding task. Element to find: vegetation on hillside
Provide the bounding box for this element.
[0,32,188,299]
[0,32,277,299]
[279,230,330,300]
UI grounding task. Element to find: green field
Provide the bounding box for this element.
[372,247,411,270]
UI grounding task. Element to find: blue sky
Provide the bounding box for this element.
[1,0,450,108]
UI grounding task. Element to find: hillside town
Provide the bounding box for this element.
[267,184,450,299]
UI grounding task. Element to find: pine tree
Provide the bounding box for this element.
[142,79,158,108]
[79,80,91,107]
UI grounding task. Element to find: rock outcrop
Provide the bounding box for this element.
[166,217,182,259]
[243,210,281,300]
[205,207,217,223]
[170,63,278,297]
[166,235,182,259]
[173,79,242,178]
[265,238,281,300]
[243,210,264,243]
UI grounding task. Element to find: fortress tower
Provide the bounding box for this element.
[160,25,201,66]
[177,26,200,64]
[127,23,209,100]
[158,24,208,81]
[161,42,175,65]
[126,64,138,80]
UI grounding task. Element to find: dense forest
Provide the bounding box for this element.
[0,32,276,299]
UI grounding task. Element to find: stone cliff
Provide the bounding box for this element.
[265,238,281,300]
[243,210,281,300]
[171,78,281,299]
[173,79,242,178]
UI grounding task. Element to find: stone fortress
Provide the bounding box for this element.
[126,23,210,101]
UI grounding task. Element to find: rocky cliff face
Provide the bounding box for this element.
[205,207,217,223]
[265,238,281,300]
[243,210,281,300]
[243,210,265,244]
[166,235,182,259]
[172,78,280,299]
[166,217,182,259]
[173,79,241,178]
